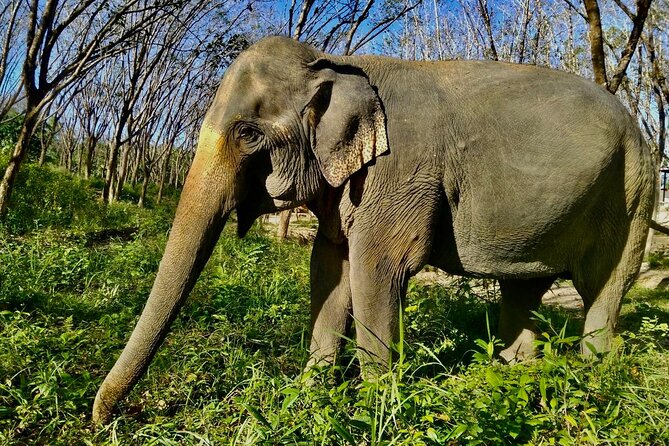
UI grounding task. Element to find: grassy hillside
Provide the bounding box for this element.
[1,164,669,445]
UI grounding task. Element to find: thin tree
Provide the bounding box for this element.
[646,30,667,160]
[583,0,653,94]
[0,0,23,118]
[0,0,170,216]
[477,0,500,59]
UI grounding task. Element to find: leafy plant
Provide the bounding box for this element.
[1,171,669,444]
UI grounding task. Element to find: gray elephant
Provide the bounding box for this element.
[92,36,655,423]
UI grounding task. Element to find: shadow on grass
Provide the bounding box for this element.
[402,282,669,377]
[0,288,147,329]
[402,280,590,376]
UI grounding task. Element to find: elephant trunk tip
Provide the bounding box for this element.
[92,381,122,425]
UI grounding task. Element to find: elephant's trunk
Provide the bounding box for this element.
[92,127,237,424]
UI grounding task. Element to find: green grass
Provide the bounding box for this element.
[1,165,669,444]
[647,252,669,270]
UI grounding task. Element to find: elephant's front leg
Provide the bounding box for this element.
[349,254,408,374]
[307,231,352,368]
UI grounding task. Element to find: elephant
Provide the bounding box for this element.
[92,36,656,424]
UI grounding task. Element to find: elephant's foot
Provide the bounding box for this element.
[498,328,537,364]
[301,352,338,386]
[359,358,389,381]
[497,278,553,364]
[356,328,397,381]
[580,293,619,357]
[581,328,613,357]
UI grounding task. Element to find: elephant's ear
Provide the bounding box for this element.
[304,58,389,188]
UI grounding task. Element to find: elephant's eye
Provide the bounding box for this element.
[237,125,262,144]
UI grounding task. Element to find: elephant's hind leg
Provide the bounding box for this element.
[307,231,352,369]
[498,277,555,363]
[575,219,648,356]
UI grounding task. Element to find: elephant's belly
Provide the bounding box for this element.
[429,223,566,279]
[429,250,561,279]
[462,256,561,279]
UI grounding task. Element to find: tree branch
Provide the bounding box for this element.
[583,0,608,87]
[293,0,315,40]
[607,0,652,94]
[477,0,499,60]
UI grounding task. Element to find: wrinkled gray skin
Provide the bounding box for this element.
[93,36,656,423]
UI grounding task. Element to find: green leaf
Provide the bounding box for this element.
[242,404,271,429]
[564,414,577,427]
[539,377,547,404]
[584,341,599,356]
[280,388,299,413]
[328,415,355,444]
[486,368,503,387]
[426,427,439,441]
[448,424,468,439]
[349,416,371,431]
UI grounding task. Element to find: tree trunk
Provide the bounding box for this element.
[157,147,171,204]
[83,137,96,180]
[172,150,183,188]
[38,117,58,167]
[0,112,38,216]
[584,0,608,87]
[477,0,499,60]
[37,120,50,167]
[38,143,47,166]
[76,142,84,174]
[131,144,142,187]
[114,144,132,201]
[59,144,66,169]
[65,148,71,172]
[517,0,533,63]
[277,209,291,239]
[607,0,652,94]
[292,0,315,40]
[103,130,122,203]
[138,167,150,208]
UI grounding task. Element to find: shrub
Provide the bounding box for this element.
[0,113,45,161]
[1,164,98,233]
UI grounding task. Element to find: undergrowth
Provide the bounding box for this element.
[1,165,668,444]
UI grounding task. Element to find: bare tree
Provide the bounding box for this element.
[646,30,668,160]
[156,65,210,203]
[583,0,653,94]
[477,0,500,59]
[69,70,113,178]
[0,0,23,119]
[584,0,608,85]
[517,0,536,63]
[292,0,317,40]
[0,0,170,216]
[36,94,70,166]
[103,1,253,203]
[103,16,174,203]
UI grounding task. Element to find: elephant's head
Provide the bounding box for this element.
[92,36,389,424]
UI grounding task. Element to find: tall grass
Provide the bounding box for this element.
[1,165,668,444]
